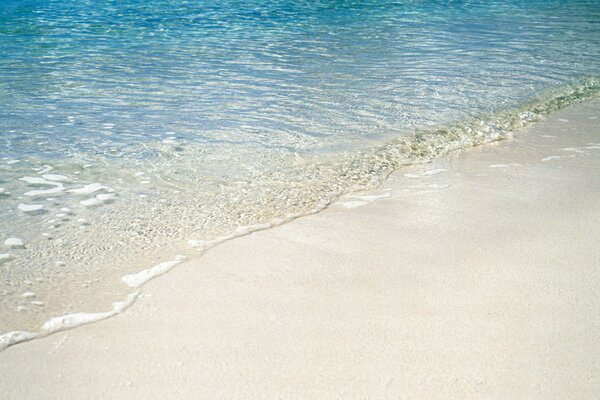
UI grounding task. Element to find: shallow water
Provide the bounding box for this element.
[1,0,600,335]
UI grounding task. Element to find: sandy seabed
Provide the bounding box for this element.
[1,100,599,399]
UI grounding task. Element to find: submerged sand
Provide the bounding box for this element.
[1,100,599,398]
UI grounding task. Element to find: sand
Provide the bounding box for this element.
[0,100,599,399]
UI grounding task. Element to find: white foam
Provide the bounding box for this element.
[18,203,44,212]
[6,160,20,165]
[20,176,55,185]
[80,198,101,207]
[489,164,510,168]
[542,155,576,162]
[0,291,140,352]
[340,200,368,209]
[122,255,186,288]
[557,118,569,122]
[235,223,272,235]
[68,183,112,195]
[80,193,115,207]
[422,168,448,176]
[0,331,37,352]
[404,173,420,178]
[25,185,64,197]
[0,254,11,263]
[346,193,391,202]
[42,174,71,182]
[5,238,24,248]
[20,176,65,197]
[561,147,587,154]
[187,239,217,249]
[96,193,115,201]
[21,292,36,299]
[0,188,5,193]
[428,183,450,189]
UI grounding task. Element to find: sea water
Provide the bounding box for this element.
[1,0,599,342]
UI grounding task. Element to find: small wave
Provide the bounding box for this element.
[0,78,598,348]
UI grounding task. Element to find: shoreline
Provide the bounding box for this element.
[1,99,599,398]
[1,79,598,336]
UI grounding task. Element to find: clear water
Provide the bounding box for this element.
[1,0,599,334]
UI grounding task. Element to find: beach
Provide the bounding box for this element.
[2,0,600,337]
[0,99,598,398]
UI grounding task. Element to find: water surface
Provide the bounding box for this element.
[1,0,600,334]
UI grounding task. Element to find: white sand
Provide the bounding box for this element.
[1,100,599,399]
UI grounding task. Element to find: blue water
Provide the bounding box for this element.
[1,0,599,333]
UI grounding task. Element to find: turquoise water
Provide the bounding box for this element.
[1,0,600,334]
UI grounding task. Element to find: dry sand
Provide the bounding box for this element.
[1,100,599,399]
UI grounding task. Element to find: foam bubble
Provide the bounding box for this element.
[80,198,101,207]
[20,176,55,185]
[68,183,112,195]
[542,155,576,162]
[5,238,24,248]
[36,165,53,174]
[347,193,391,202]
[121,255,186,288]
[25,185,64,197]
[422,168,448,176]
[0,291,140,352]
[96,193,115,201]
[41,174,71,182]
[20,177,65,197]
[0,254,11,263]
[340,200,368,208]
[561,147,587,154]
[80,193,115,207]
[18,203,44,212]
[428,183,450,189]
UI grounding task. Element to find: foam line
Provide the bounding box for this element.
[122,255,187,288]
[0,291,140,352]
